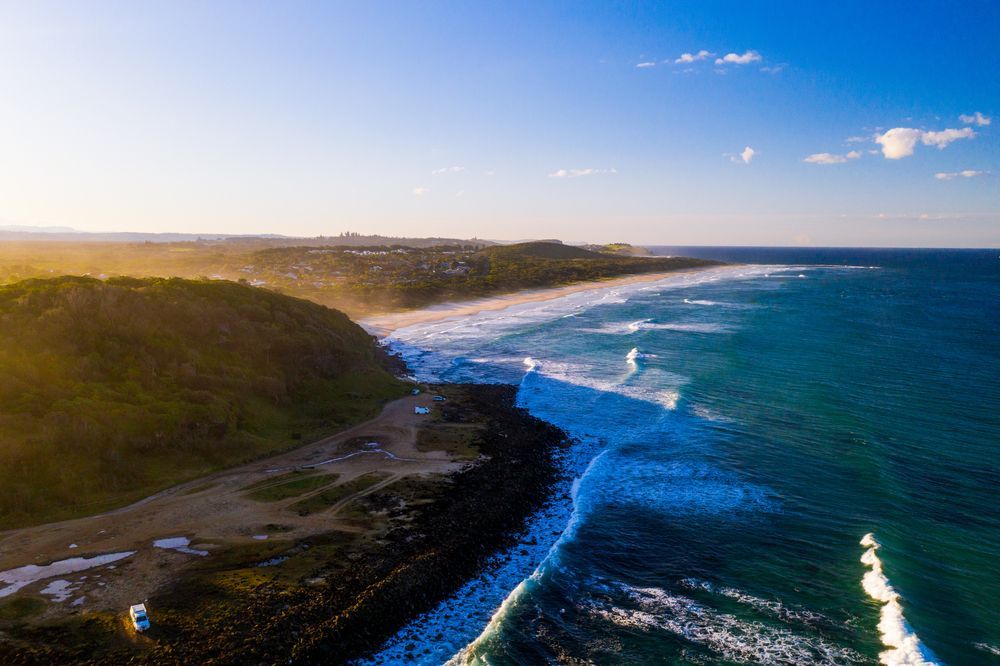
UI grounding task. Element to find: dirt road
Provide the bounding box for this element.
[0,393,465,620]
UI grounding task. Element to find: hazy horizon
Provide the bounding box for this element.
[1,2,997,247]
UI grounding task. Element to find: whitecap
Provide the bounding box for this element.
[859,533,939,665]
[679,578,829,626]
[589,583,867,665]
[581,320,729,335]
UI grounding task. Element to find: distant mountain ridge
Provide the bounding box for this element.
[0,227,494,248]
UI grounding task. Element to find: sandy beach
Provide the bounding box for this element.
[359,269,702,336]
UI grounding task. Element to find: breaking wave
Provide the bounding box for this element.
[859,533,939,665]
[588,583,868,665]
[582,319,730,335]
[522,356,683,411]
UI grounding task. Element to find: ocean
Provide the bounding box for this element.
[366,248,999,665]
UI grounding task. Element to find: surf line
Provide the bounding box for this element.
[446,448,610,664]
[859,533,939,665]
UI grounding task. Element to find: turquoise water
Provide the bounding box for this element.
[371,250,999,665]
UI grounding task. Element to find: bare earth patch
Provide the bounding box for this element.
[0,392,467,622]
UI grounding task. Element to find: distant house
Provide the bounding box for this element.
[414,406,430,415]
[432,395,446,402]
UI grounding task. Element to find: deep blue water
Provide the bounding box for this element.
[369,249,999,665]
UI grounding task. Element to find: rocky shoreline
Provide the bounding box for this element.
[1,384,569,664]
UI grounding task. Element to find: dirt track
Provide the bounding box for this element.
[0,393,465,620]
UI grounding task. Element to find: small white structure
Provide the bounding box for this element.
[432,395,446,402]
[414,406,430,415]
[129,603,150,632]
[411,388,421,395]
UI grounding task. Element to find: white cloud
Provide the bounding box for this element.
[959,111,991,126]
[934,169,985,181]
[806,153,846,164]
[845,136,868,143]
[715,50,762,65]
[548,168,617,178]
[431,165,465,175]
[636,61,656,68]
[803,150,862,164]
[728,146,755,164]
[921,127,975,149]
[674,50,713,64]
[875,127,975,159]
[875,128,923,159]
[412,187,429,196]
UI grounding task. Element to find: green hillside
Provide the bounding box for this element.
[0,276,405,529]
[481,241,605,260]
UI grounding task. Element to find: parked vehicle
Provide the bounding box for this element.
[129,603,150,632]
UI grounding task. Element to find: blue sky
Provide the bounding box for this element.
[0,1,997,246]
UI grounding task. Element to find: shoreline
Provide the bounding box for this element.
[359,268,716,336]
[0,385,568,665]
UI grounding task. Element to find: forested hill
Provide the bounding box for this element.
[0,276,405,529]
[480,241,606,260]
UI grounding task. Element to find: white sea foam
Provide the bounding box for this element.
[387,265,782,362]
[523,355,684,411]
[362,441,606,665]
[626,347,640,366]
[975,643,1000,656]
[0,551,136,598]
[680,578,828,625]
[582,319,729,335]
[690,403,731,423]
[859,533,939,665]
[366,263,801,663]
[590,583,867,665]
[443,448,612,665]
[579,455,778,517]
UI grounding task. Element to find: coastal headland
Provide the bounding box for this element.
[0,384,569,663]
[0,257,719,663]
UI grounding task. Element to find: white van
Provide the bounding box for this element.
[129,603,150,632]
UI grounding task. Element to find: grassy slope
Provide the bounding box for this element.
[0,276,406,529]
[481,241,606,260]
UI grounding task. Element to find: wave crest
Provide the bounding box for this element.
[859,533,939,665]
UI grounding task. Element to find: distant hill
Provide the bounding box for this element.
[0,277,405,528]
[580,242,655,257]
[481,241,605,260]
[0,228,494,248]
